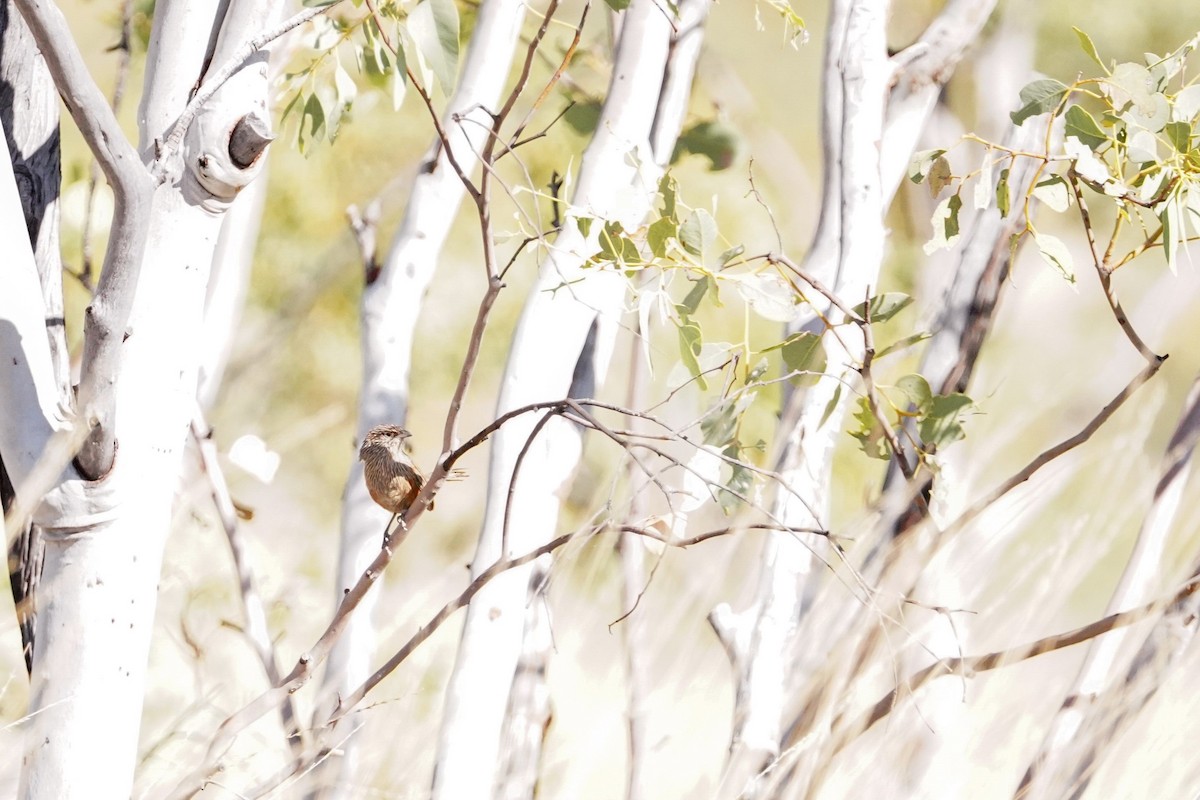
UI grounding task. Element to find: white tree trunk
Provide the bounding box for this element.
[712,1,891,796]
[197,176,268,409]
[311,0,529,794]
[431,1,677,794]
[11,0,279,794]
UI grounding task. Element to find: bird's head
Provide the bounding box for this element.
[360,424,412,458]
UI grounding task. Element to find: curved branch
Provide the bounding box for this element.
[13,0,154,479]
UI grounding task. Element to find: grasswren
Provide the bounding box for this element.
[359,424,429,517]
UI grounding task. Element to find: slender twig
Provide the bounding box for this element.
[1067,170,1163,364]
[856,287,919,486]
[508,2,590,145]
[839,573,1200,746]
[946,359,1164,537]
[189,411,305,756]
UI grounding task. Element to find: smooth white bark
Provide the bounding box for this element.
[197,174,268,409]
[714,2,892,796]
[16,1,279,794]
[431,1,676,795]
[309,1,530,795]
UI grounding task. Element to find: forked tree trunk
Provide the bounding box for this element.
[2,0,279,795]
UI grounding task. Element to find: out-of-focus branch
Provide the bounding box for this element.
[190,411,303,755]
[839,573,1200,748]
[1017,373,1200,799]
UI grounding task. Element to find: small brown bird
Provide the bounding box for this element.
[359,424,429,518]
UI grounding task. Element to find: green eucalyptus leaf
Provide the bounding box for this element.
[919,393,974,450]
[763,330,825,384]
[647,217,675,258]
[659,173,679,221]
[876,330,932,359]
[849,397,889,460]
[679,208,718,265]
[702,401,738,447]
[895,374,933,413]
[1064,105,1108,149]
[678,275,711,316]
[1165,120,1191,153]
[1033,231,1076,282]
[1073,27,1106,72]
[1010,78,1069,126]
[719,244,746,267]
[851,292,913,323]
[996,168,1011,216]
[720,447,753,513]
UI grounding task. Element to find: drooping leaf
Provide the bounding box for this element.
[819,383,843,429]
[1033,175,1071,213]
[1161,195,1185,273]
[720,444,753,513]
[974,156,994,210]
[1033,231,1076,282]
[1010,78,1070,126]
[919,393,974,450]
[659,173,678,221]
[924,194,963,254]
[927,155,953,197]
[852,292,913,323]
[701,401,738,447]
[679,208,718,266]
[300,92,326,154]
[677,275,711,316]
[1064,105,1108,149]
[390,38,408,110]
[996,168,1011,216]
[603,0,631,9]
[944,194,963,239]
[409,0,460,94]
